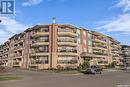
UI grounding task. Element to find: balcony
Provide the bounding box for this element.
[112,54,120,57]
[2,56,8,59]
[58,38,77,43]
[18,39,24,44]
[93,46,108,51]
[31,42,49,47]
[98,61,108,65]
[111,43,119,48]
[58,52,78,56]
[13,54,22,59]
[14,39,24,44]
[94,38,107,44]
[58,48,77,53]
[58,32,77,37]
[93,52,108,57]
[30,51,49,57]
[31,32,49,37]
[58,42,77,46]
[13,62,21,67]
[14,46,23,51]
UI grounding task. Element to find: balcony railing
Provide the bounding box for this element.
[14,54,22,58]
[93,44,107,49]
[14,46,23,50]
[93,52,108,56]
[98,61,108,64]
[36,39,49,42]
[13,62,20,65]
[58,28,76,33]
[31,32,49,37]
[31,60,48,64]
[58,42,77,46]
[58,49,77,53]
[31,42,49,47]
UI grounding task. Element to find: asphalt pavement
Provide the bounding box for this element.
[0,69,130,87]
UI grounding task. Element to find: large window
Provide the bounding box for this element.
[58,56,78,64]
[58,47,77,53]
[36,46,49,52]
[35,56,49,64]
[38,36,49,42]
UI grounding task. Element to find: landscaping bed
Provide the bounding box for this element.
[0,75,22,81]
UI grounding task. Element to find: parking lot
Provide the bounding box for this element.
[0,69,130,87]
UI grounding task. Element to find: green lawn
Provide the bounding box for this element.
[0,76,22,81]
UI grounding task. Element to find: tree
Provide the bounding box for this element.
[79,61,90,70]
[111,61,117,68]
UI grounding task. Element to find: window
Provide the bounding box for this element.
[57,56,78,64]
[38,36,49,42]
[37,46,49,52]
[35,56,49,64]
[40,28,49,32]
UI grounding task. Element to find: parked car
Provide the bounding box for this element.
[83,65,102,75]
[122,67,130,71]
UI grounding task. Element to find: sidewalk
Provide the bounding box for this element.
[103,69,121,73]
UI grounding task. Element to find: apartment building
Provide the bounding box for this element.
[0,23,123,69]
[91,31,110,66]
[0,45,4,65]
[121,45,130,67]
[0,42,9,67]
[108,37,123,66]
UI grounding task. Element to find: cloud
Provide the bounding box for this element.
[46,0,67,2]
[117,0,130,12]
[0,16,29,34]
[0,30,11,44]
[22,0,67,6]
[96,13,130,33]
[22,0,43,6]
[0,16,29,44]
[96,0,130,34]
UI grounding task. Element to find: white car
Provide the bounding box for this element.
[124,67,130,70]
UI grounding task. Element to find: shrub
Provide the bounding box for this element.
[56,65,64,72]
[106,62,117,68]
[0,66,6,73]
[78,61,90,71]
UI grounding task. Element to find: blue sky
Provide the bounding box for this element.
[0,0,130,45]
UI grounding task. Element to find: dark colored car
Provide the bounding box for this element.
[83,65,102,74]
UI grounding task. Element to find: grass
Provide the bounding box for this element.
[56,70,80,74]
[0,76,22,81]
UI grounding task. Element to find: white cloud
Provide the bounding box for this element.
[22,0,67,6]
[0,30,11,44]
[22,0,43,6]
[46,0,67,2]
[0,16,28,34]
[117,0,130,12]
[96,13,130,32]
[0,16,29,44]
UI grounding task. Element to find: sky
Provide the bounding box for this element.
[0,0,130,45]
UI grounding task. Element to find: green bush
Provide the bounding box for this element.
[78,61,90,71]
[106,62,117,68]
[56,65,64,72]
[0,66,6,73]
